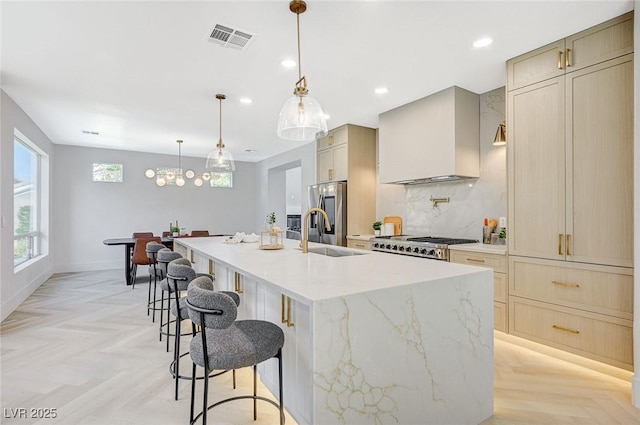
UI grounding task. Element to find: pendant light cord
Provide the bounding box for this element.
[296,11,302,82]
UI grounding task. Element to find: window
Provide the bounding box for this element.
[209,172,233,188]
[14,135,46,266]
[93,162,123,182]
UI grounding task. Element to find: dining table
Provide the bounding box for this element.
[102,236,174,285]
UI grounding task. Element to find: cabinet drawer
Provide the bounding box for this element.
[509,257,633,319]
[347,239,371,250]
[509,297,633,370]
[494,302,507,333]
[450,251,506,273]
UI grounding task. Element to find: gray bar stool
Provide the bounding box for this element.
[186,276,285,425]
[166,260,240,401]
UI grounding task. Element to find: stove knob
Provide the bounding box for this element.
[399,246,405,252]
[373,243,378,248]
[385,244,392,250]
[420,248,427,255]
[428,249,436,256]
[392,245,398,250]
[413,247,420,254]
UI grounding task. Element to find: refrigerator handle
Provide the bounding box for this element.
[318,194,325,238]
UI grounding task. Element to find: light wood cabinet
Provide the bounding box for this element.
[506,12,634,368]
[509,297,633,371]
[507,12,633,91]
[509,257,633,320]
[450,249,508,332]
[316,124,377,236]
[346,238,371,250]
[508,40,633,268]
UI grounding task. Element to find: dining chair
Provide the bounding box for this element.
[190,230,210,237]
[186,276,284,425]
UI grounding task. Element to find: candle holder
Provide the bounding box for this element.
[260,228,284,250]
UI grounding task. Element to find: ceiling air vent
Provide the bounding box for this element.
[208,24,255,51]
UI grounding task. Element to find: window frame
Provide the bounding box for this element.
[13,133,45,267]
[209,171,233,188]
[92,162,124,183]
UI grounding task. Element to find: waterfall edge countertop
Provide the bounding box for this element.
[175,236,492,303]
[175,236,494,425]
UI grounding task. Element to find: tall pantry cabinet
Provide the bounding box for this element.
[506,12,634,370]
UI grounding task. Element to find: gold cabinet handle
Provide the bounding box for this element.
[566,234,571,256]
[287,296,294,327]
[208,259,214,276]
[552,324,579,334]
[234,272,243,294]
[565,48,571,67]
[281,294,294,327]
[329,169,333,181]
[328,135,334,146]
[354,243,365,248]
[190,251,195,263]
[281,294,287,324]
[466,258,485,264]
[558,234,563,255]
[557,51,563,69]
[552,280,580,289]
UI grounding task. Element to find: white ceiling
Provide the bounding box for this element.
[1,1,634,162]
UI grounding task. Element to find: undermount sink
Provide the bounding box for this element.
[307,247,367,257]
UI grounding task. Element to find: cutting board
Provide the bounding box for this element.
[383,216,403,236]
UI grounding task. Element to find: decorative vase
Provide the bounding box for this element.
[374,229,381,236]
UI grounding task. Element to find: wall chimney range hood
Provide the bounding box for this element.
[378,86,480,185]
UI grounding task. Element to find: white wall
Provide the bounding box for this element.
[1,90,55,321]
[52,145,258,272]
[255,143,316,232]
[376,87,506,240]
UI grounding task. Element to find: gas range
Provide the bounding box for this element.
[370,235,478,261]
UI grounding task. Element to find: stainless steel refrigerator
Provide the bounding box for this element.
[307,181,347,246]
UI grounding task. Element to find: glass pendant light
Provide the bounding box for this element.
[277,0,327,142]
[205,94,236,172]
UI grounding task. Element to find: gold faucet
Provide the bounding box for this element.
[301,208,331,253]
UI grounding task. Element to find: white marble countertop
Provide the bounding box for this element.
[176,237,491,303]
[449,242,508,255]
[346,234,375,241]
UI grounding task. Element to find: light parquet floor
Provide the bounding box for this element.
[1,269,640,425]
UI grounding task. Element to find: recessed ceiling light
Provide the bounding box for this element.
[281,59,296,68]
[323,113,331,120]
[473,37,493,48]
[240,97,253,105]
[374,87,388,95]
[244,148,257,153]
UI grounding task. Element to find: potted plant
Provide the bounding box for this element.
[171,225,180,237]
[266,212,277,229]
[372,221,382,236]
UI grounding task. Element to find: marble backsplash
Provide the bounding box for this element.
[376,87,507,241]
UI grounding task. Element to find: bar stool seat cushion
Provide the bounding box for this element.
[189,320,284,371]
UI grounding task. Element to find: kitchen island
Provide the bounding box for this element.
[175,237,494,425]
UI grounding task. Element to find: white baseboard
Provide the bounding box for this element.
[633,375,640,407]
[1,268,51,322]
